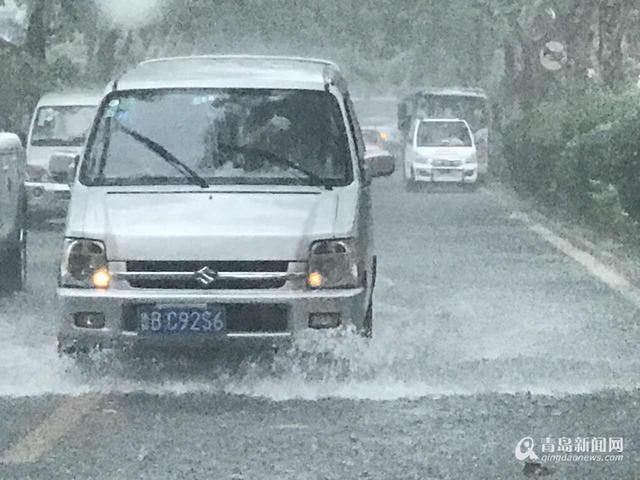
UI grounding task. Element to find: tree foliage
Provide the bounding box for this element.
[2,0,640,200]
[1,0,637,102]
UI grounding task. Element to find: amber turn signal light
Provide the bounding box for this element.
[91,268,112,289]
[307,271,324,289]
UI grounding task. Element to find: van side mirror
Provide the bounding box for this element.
[365,151,396,178]
[362,163,373,185]
[49,152,80,184]
[17,132,27,148]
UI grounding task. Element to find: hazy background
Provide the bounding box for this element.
[2,0,640,235]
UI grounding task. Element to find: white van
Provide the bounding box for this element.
[56,56,378,353]
[403,118,478,189]
[0,132,26,293]
[25,91,100,219]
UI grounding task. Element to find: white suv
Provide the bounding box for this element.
[404,118,478,188]
[57,56,378,353]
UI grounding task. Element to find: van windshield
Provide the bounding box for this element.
[81,89,353,187]
[31,105,96,147]
[416,120,472,147]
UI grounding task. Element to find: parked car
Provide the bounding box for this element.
[25,91,101,221]
[403,118,478,189]
[57,55,379,354]
[0,132,26,293]
[353,96,403,157]
[362,126,401,155]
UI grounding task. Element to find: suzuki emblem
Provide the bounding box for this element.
[194,266,218,286]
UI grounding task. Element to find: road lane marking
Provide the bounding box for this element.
[521,214,640,308]
[0,394,98,465]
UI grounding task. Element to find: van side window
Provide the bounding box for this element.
[344,95,365,168]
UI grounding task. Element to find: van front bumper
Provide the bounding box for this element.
[57,286,368,350]
[412,165,478,183]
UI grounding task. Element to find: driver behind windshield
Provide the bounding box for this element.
[31,106,96,147]
[237,95,336,176]
[417,121,471,147]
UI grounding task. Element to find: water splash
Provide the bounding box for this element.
[1,299,639,401]
[2,226,640,401]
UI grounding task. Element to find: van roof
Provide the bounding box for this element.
[419,118,470,123]
[406,87,488,100]
[115,55,342,92]
[37,90,102,107]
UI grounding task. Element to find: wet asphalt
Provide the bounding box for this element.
[0,174,639,479]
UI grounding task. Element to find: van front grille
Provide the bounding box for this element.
[124,261,289,290]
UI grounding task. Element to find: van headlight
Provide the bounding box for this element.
[60,239,111,289]
[307,239,359,289]
[465,153,477,165]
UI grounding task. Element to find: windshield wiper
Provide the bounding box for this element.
[32,138,83,147]
[219,143,333,190]
[119,124,209,188]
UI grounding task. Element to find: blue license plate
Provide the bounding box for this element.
[137,305,226,335]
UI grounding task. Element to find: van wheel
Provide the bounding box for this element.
[361,256,376,338]
[362,303,373,338]
[58,341,92,357]
[0,228,26,294]
[57,339,101,362]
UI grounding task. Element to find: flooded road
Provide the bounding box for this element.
[1,175,639,478]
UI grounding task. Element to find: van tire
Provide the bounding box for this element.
[57,338,102,359]
[361,255,376,338]
[362,303,373,338]
[57,340,91,356]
